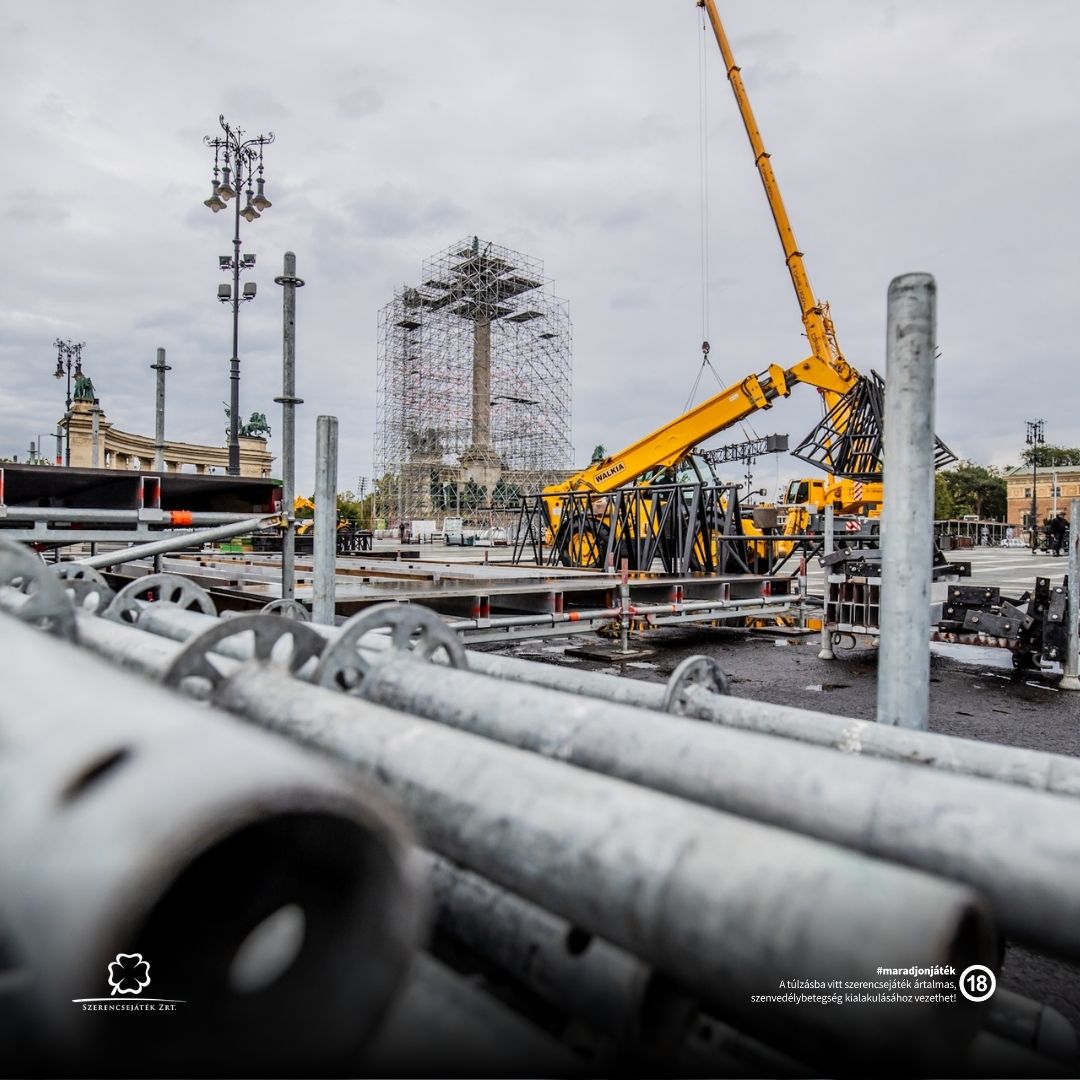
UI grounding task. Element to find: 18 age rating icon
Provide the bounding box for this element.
[958,964,996,1002]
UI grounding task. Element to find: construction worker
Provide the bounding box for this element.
[1048,510,1069,557]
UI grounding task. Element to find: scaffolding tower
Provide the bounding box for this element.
[375,237,573,525]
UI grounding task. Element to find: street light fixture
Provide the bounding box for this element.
[52,338,85,466]
[1026,418,1045,553]
[203,114,274,476]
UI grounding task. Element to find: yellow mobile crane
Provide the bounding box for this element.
[542,2,937,569]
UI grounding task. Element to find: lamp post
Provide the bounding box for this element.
[203,115,274,476]
[1026,418,1045,553]
[52,339,85,466]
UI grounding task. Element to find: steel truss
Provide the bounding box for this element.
[375,238,573,525]
[512,482,755,573]
[792,370,956,481]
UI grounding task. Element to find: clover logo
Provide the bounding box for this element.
[107,953,151,996]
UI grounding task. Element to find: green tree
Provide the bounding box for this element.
[336,495,364,527]
[934,473,957,520]
[940,462,1006,520]
[1019,444,1080,468]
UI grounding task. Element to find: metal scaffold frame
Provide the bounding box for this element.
[375,237,573,526]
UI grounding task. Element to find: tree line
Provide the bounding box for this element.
[934,444,1080,521]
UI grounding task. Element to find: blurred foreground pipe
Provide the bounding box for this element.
[211,661,990,1072]
[360,953,579,1078]
[423,853,695,1053]
[986,988,1077,1062]
[329,649,1080,963]
[48,607,1080,972]
[678,1013,812,1078]
[0,612,421,1077]
[963,1031,1073,1080]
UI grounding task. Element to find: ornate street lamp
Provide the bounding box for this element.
[1026,418,1045,553]
[203,115,274,476]
[52,338,85,466]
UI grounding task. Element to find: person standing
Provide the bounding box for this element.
[1048,510,1069,557]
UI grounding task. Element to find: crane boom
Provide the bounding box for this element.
[697,0,855,401]
[544,3,875,513]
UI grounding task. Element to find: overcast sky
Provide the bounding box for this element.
[2,1,1077,497]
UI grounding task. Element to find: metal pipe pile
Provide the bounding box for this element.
[0,610,421,1076]
[1,542,1078,1075]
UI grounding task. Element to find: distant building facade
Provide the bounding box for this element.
[1004,465,1080,538]
[63,399,272,477]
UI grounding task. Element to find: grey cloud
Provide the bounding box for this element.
[335,86,384,119]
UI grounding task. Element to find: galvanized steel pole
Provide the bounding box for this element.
[340,651,1080,961]
[361,952,578,1076]
[151,347,170,472]
[423,851,695,1051]
[77,514,279,569]
[274,253,305,602]
[877,273,936,729]
[313,416,338,625]
[216,663,988,1072]
[106,591,1080,798]
[680,684,1080,797]
[1060,496,1080,691]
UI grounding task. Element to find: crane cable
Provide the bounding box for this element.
[684,9,724,413]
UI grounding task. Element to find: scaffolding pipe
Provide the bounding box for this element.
[423,852,696,1052]
[877,273,937,729]
[679,684,1080,798]
[0,612,421,1077]
[330,650,1080,961]
[360,952,578,1076]
[212,663,989,1071]
[151,347,170,472]
[274,251,304,604]
[313,416,338,625]
[76,515,278,569]
[91,593,1080,798]
[985,989,1077,1062]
